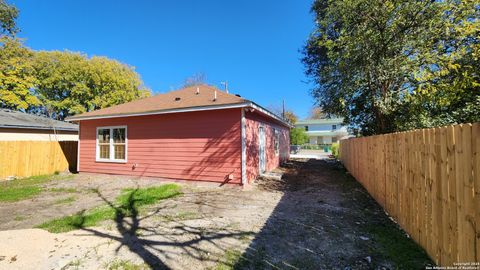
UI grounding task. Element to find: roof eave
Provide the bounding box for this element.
[65,102,252,122]
[0,124,78,132]
[65,101,293,128]
[249,102,293,128]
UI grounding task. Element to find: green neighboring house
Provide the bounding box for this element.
[295,118,350,145]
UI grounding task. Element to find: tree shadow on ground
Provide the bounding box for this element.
[72,188,255,269]
[233,159,433,270]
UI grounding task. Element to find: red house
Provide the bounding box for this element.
[67,85,290,185]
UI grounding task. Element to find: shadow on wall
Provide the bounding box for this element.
[180,122,241,185]
[232,159,433,269]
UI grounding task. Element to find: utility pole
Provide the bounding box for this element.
[282,99,285,119]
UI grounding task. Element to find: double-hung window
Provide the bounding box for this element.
[96,126,127,162]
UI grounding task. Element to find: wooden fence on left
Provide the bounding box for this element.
[0,141,78,179]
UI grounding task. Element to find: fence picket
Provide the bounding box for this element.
[0,141,77,179]
[339,123,479,266]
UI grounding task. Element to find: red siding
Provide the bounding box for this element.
[79,109,242,184]
[245,110,290,183]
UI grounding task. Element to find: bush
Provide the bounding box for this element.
[290,128,309,145]
[331,142,339,159]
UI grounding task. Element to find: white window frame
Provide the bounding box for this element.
[96,125,128,163]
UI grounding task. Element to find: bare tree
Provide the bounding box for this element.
[183,72,207,87]
[267,103,298,124]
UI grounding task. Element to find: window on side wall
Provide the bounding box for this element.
[305,126,309,131]
[96,126,127,162]
[274,129,280,155]
[332,124,337,130]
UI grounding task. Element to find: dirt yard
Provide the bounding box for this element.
[0,159,432,270]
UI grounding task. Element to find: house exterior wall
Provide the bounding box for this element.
[0,128,78,141]
[78,109,242,184]
[295,118,350,145]
[244,110,290,183]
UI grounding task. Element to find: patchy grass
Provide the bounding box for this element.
[14,215,27,221]
[37,206,116,233]
[214,250,245,270]
[162,211,199,222]
[116,184,181,209]
[367,221,433,269]
[48,187,77,193]
[65,258,83,269]
[0,174,73,202]
[0,186,42,202]
[52,196,76,205]
[37,184,182,233]
[105,259,150,270]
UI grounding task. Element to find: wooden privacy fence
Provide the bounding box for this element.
[339,123,479,266]
[0,141,77,179]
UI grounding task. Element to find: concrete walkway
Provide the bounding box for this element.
[290,149,331,159]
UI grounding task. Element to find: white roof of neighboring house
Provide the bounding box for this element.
[0,109,78,132]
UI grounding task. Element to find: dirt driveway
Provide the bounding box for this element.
[0,159,432,270]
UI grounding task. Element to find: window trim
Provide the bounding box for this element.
[96,125,128,163]
[274,129,280,156]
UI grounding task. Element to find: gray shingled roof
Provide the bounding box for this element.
[0,109,78,131]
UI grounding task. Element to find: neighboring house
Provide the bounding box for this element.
[66,85,290,185]
[295,118,349,145]
[0,109,78,141]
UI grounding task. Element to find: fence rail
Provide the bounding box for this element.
[339,123,479,266]
[0,141,77,179]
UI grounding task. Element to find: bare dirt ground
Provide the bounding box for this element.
[0,159,432,270]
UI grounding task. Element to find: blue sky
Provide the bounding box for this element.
[12,0,315,119]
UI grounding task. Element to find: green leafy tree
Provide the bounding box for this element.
[0,0,18,37]
[290,127,309,145]
[0,1,38,111]
[0,38,40,110]
[303,0,480,135]
[33,51,151,119]
[398,1,480,130]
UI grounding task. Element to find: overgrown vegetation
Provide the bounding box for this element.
[37,184,182,233]
[0,174,72,202]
